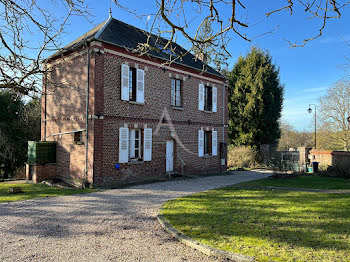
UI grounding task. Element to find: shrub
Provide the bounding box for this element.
[228,145,259,169]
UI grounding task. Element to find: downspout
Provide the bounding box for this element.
[83,44,90,188]
[222,84,225,144]
[222,83,226,169]
[44,69,47,141]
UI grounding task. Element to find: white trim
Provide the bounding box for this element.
[212,130,218,156]
[93,48,104,54]
[143,128,152,161]
[95,17,112,39]
[104,49,225,84]
[47,50,87,67]
[90,41,102,47]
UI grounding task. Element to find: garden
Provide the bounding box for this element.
[162,175,350,261]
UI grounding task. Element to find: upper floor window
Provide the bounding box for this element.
[204,86,212,111]
[198,83,217,112]
[171,78,182,107]
[121,64,145,103]
[129,67,137,101]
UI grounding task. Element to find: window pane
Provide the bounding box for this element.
[171,79,175,105]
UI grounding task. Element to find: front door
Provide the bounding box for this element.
[166,140,174,172]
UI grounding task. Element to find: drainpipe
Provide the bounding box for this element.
[222,84,226,168]
[83,44,90,188]
[222,84,225,145]
[44,69,47,141]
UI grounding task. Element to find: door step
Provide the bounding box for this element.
[168,171,183,178]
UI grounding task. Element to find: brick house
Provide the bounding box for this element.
[42,16,228,187]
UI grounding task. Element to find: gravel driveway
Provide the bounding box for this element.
[0,171,270,262]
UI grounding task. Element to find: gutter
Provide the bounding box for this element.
[97,38,228,80]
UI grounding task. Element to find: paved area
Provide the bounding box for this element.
[0,171,270,262]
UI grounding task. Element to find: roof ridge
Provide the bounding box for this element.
[95,16,113,39]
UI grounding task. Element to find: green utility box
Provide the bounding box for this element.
[27,141,56,164]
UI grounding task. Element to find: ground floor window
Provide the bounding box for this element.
[129,129,142,161]
[119,127,152,163]
[204,131,212,155]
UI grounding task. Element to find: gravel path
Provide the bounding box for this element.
[0,171,270,262]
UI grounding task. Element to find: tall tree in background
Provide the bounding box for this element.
[227,47,284,148]
[319,79,350,151]
[278,120,312,150]
[0,91,41,178]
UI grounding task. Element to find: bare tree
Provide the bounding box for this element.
[117,0,350,67]
[319,79,350,151]
[0,0,90,95]
[278,120,313,151]
[1,1,349,95]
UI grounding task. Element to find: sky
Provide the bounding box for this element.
[54,0,350,131]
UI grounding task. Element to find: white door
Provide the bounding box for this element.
[166,140,174,172]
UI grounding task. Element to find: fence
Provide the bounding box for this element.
[261,144,350,175]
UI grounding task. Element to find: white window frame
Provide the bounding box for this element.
[171,78,182,107]
[129,129,142,161]
[121,64,145,104]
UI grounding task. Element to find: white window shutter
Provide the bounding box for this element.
[212,130,218,156]
[119,127,129,163]
[198,83,204,111]
[129,129,135,159]
[198,130,204,157]
[136,69,145,103]
[143,128,152,161]
[121,64,129,101]
[212,86,217,112]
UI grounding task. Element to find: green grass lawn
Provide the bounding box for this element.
[0,183,97,202]
[238,175,350,190]
[163,178,350,261]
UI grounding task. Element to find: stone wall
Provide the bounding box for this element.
[309,150,350,175]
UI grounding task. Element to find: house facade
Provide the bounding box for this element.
[42,17,228,187]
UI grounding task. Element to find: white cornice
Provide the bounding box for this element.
[104,48,225,85]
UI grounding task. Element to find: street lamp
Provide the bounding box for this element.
[308,104,317,149]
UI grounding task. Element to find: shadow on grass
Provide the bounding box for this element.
[163,187,350,253]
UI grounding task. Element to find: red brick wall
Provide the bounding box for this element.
[309,150,350,175]
[43,49,95,185]
[26,163,57,183]
[93,44,227,186]
[44,42,228,187]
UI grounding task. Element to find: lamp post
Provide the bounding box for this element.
[308,104,317,149]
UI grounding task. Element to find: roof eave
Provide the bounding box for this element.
[98,39,227,81]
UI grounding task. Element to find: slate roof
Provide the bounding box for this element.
[49,16,225,79]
